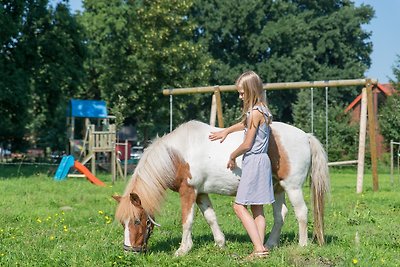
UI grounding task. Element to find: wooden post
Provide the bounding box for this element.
[209,94,217,127]
[214,86,224,128]
[89,125,96,176]
[110,124,116,184]
[356,88,367,193]
[69,117,75,155]
[124,140,128,180]
[366,80,379,191]
[390,140,393,185]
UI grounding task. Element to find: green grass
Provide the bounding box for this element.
[0,164,399,266]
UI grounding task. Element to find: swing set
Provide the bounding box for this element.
[163,78,379,193]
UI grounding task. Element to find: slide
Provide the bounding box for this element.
[74,161,106,187]
[54,155,75,180]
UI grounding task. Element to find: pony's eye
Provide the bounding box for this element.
[134,219,141,225]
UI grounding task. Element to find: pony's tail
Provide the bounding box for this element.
[308,134,330,246]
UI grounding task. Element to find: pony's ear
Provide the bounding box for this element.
[112,195,122,203]
[130,193,142,207]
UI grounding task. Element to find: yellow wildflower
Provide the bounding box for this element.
[352,258,358,265]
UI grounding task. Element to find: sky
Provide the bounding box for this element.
[65,0,399,84]
[353,0,400,83]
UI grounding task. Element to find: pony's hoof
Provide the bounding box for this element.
[265,241,278,250]
[174,249,188,257]
[215,239,225,248]
[216,243,225,249]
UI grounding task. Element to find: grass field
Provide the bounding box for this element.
[0,164,399,266]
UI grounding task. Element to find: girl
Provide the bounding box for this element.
[209,71,273,259]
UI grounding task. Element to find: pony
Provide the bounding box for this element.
[113,120,330,256]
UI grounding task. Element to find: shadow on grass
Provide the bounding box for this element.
[0,164,54,179]
[150,230,338,254]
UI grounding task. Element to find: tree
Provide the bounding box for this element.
[81,0,212,141]
[190,0,373,122]
[380,55,400,143]
[26,2,87,150]
[0,0,31,148]
[0,0,86,151]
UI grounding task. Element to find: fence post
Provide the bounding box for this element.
[390,140,394,185]
[209,94,217,127]
[214,86,224,128]
[366,79,379,191]
[356,88,367,193]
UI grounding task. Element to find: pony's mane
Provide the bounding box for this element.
[115,122,199,222]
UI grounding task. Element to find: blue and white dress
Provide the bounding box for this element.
[235,105,275,205]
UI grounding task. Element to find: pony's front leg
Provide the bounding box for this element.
[196,193,225,248]
[266,190,288,248]
[175,183,197,257]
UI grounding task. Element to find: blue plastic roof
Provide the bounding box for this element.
[69,99,108,118]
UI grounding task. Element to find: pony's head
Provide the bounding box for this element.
[112,129,187,253]
[112,193,160,253]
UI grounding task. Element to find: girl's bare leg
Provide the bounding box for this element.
[251,205,266,246]
[233,203,265,252]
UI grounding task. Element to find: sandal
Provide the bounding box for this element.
[246,250,269,260]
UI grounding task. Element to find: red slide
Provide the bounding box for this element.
[74,161,106,187]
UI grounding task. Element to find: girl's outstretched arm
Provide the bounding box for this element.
[209,122,245,143]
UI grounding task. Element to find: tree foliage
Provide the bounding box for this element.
[80,0,212,141]
[191,0,374,124]
[0,0,86,150]
[0,0,31,147]
[379,56,400,143]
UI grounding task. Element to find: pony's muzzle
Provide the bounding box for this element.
[123,244,146,253]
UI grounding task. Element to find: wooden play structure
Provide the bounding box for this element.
[79,123,117,182]
[163,78,380,193]
[65,99,126,183]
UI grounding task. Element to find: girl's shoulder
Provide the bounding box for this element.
[252,104,272,118]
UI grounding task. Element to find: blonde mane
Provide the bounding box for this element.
[115,128,186,222]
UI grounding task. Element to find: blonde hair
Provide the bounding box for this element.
[236,71,271,127]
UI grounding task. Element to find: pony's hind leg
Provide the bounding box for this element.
[266,190,288,248]
[286,188,308,246]
[196,193,225,248]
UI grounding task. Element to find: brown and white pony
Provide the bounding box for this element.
[113,120,330,256]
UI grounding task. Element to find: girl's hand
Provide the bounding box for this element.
[209,130,227,143]
[227,157,237,170]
